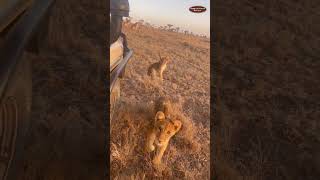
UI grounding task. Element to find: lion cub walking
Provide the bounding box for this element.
[147,53,170,81]
[145,97,182,165]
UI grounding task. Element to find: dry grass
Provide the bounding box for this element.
[213,0,320,180]
[16,0,106,179]
[111,101,208,179]
[110,23,210,179]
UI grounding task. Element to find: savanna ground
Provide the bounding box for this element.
[110,22,210,179]
[213,1,320,180]
[17,0,107,179]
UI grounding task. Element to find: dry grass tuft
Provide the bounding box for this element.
[111,100,208,179]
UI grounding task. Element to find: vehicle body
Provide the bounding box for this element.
[0,0,55,179]
[110,0,133,118]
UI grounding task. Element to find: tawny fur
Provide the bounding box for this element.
[145,111,182,165]
[154,96,173,118]
[147,53,170,81]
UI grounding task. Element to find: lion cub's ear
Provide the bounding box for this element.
[164,57,170,62]
[155,111,165,122]
[172,120,182,132]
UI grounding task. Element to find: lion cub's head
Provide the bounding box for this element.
[153,111,182,147]
[158,53,170,65]
[160,56,170,64]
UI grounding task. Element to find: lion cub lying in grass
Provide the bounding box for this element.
[145,97,182,165]
[147,53,170,81]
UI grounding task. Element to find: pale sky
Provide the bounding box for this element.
[128,0,210,36]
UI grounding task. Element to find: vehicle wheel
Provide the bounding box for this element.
[0,55,32,180]
[110,79,120,120]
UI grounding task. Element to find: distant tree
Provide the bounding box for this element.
[167,24,173,30]
[175,27,180,33]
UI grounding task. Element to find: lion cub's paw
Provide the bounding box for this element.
[152,160,166,172]
[150,145,155,151]
[145,144,155,152]
[152,158,161,165]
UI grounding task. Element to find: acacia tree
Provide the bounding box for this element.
[167,24,173,31]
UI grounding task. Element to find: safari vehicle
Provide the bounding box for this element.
[110,0,133,118]
[0,0,54,179]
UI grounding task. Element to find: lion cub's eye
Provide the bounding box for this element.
[167,131,171,134]
[158,127,162,132]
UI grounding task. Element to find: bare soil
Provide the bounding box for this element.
[110,23,210,179]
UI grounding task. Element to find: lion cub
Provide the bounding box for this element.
[154,96,173,118]
[145,111,182,165]
[147,53,170,81]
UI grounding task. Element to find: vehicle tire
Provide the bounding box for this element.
[110,79,120,120]
[0,55,32,180]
